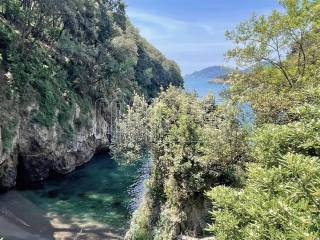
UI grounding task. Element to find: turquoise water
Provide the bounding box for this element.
[20,153,149,233]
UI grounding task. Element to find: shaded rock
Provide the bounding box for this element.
[47,190,59,198]
[112,201,122,208]
[78,193,88,198]
[0,157,18,190]
[0,100,110,190]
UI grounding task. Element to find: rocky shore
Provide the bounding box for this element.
[0,100,110,190]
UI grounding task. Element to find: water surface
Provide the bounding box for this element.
[20,153,149,233]
[184,78,229,102]
[185,78,255,124]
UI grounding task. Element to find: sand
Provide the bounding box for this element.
[0,191,123,240]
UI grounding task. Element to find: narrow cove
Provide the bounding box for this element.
[0,153,150,240]
[0,83,227,240]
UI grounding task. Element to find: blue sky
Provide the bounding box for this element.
[126,0,281,75]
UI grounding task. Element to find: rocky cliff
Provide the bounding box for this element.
[0,76,110,189]
[0,0,183,190]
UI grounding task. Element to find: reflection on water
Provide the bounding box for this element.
[20,153,150,233]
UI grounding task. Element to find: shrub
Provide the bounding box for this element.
[207,153,320,240]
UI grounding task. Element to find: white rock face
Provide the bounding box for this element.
[0,102,111,190]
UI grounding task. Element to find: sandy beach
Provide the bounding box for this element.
[0,192,124,240]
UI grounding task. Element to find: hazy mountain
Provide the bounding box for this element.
[184,66,233,82]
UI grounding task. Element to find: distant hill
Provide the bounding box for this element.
[184,66,233,83]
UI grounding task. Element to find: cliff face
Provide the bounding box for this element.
[0,87,110,189]
[0,0,183,190]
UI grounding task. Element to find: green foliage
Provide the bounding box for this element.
[252,114,320,166]
[134,42,183,98]
[208,103,320,239]
[226,0,319,87]
[0,0,182,141]
[113,87,248,239]
[58,107,75,140]
[7,42,72,129]
[226,0,320,124]
[153,206,185,240]
[207,96,320,240]
[126,199,154,240]
[111,93,149,163]
[207,2,320,238]
[0,23,14,53]
[207,152,320,240]
[32,80,59,128]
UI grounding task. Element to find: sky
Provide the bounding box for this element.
[125,0,281,75]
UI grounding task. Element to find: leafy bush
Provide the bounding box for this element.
[207,152,320,240]
[113,87,248,239]
[111,93,149,163]
[206,2,320,237]
[207,96,320,239]
[126,199,154,240]
[0,23,14,52]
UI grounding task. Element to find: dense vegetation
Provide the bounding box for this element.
[112,0,320,239]
[112,88,249,239]
[0,0,183,146]
[207,1,320,239]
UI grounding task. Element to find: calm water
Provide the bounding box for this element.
[184,79,229,101]
[20,153,149,232]
[185,78,255,124]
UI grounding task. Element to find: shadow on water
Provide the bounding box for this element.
[0,153,150,240]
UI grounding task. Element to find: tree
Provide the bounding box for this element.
[226,0,320,87]
[0,0,183,133]
[226,0,320,124]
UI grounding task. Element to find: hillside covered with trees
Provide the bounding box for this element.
[0,0,183,190]
[112,0,320,239]
[184,66,232,83]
